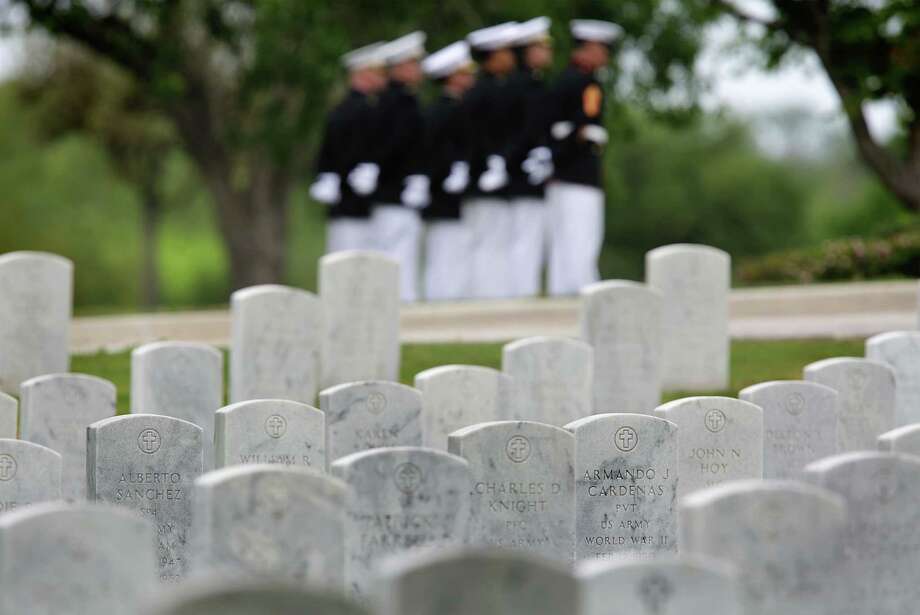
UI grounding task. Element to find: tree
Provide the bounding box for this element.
[713,1,920,211]
[3,1,717,288]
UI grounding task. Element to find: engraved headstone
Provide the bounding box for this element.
[501,337,593,424]
[680,480,846,615]
[577,555,742,615]
[804,357,895,452]
[579,281,661,414]
[0,251,72,396]
[878,424,920,455]
[320,251,400,389]
[415,365,512,450]
[87,414,204,582]
[191,464,347,586]
[804,451,920,614]
[654,397,762,498]
[20,373,116,500]
[739,381,838,479]
[320,381,422,467]
[330,447,471,601]
[132,341,223,468]
[230,284,323,404]
[0,439,61,514]
[147,582,368,615]
[0,391,16,438]
[0,502,157,614]
[866,331,920,427]
[215,399,325,469]
[565,413,678,560]
[448,421,575,562]
[376,548,579,615]
[645,244,730,391]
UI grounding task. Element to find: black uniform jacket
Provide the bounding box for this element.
[464,71,519,200]
[422,94,472,221]
[504,68,550,199]
[374,80,425,206]
[546,64,607,189]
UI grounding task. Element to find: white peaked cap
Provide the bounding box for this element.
[341,42,386,70]
[570,19,624,44]
[422,41,473,79]
[467,22,520,51]
[379,31,427,65]
[511,16,552,46]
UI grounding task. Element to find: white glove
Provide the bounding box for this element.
[521,147,554,185]
[551,121,575,140]
[347,162,380,196]
[478,155,508,192]
[309,173,341,205]
[581,125,609,145]
[401,175,430,209]
[442,161,470,194]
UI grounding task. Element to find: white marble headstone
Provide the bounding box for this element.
[230,284,322,404]
[215,399,325,469]
[502,337,593,425]
[878,424,920,455]
[415,365,511,450]
[20,373,116,500]
[579,281,661,414]
[804,357,895,452]
[866,331,920,427]
[0,251,72,396]
[739,380,837,479]
[0,391,17,438]
[448,421,575,562]
[645,244,730,391]
[131,341,223,468]
[654,397,762,498]
[0,439,61,513]
[320,251,400,389]
[147,582,368,615]
[565,413,678,560]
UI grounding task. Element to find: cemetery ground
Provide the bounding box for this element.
[72,338,863,411]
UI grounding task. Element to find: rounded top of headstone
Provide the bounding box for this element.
[502,336,593,355]
[679,478,846,514]
[738,379,838,398]
[580,279,661,299]
[0,251,73,269]
[0,437,62,460]
[319,249,399,269]
[20,372,116,396]
[320,380,419,399]
[89,413,204,434]
[132,341,223,360]
[378,545,574,582]
[645,243,730,262]
[216,399,321,417]
[804,356,893,374]
[866,330,920,348]
[655,396,762,418]
[414,364,505,382]
[878,424,920,452]
[329,445,467,473]
[564,412,676,433]
[576,553,737,582]
[448,419,573,441]
[230,284,318,303]
[804,450,920,476]
[195,462,347,495]
[0,500,151,531]
[144,581,368,615]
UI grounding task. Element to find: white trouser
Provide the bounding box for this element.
[509,197,546,297]
[463,197,514,299]
[326,218,372,254]
[424,220,473,301]
[371,204,422,302]
[546,182,604,296]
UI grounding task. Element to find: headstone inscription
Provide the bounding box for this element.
[191,464,347,587]
[0,391,16,438]
[320,251,400,389]
[230,284,323,404]
[0,251,72,396]
[654,397,762,498]
[804,357,895,452]
[565,413,678,560]
[501,337,593,425]
[376,547,579,615]
[87,413,204,582]
[20,373,116,500]
[738,381,837,479]
[132,341,223,468]
[214,399,325,469]
[878,424,920,455]
[579,281,661,414]
[577,555,743,615]
[645,244,730,391]
[320,380,422,467]
[448,421,575,562]
[147,582,368,615]
[415,365,511,450]
[0,502,157,615]
[866,331,920,427]
[330,447,471,601]
[0,439,61,514]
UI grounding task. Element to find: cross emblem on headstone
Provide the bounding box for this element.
[615,426,638,452]
[638,573,674,614]
[265,415,287,439]
[138,429,161,454]
[506,435,531,463]
[0,455,16,481]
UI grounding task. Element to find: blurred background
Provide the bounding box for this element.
[0,1,916,312]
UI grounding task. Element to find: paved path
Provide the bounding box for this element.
[71,280,918,354]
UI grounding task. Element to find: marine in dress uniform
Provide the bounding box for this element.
[420,42,476,301]
[370,32,429,303]
[310,42,387,254]
[505,17,555,298]
[545,20,622,296]
[464,22,521,299]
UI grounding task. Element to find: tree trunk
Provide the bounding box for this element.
[139,179,161,308]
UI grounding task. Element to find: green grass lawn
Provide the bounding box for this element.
[72,338,864,413]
